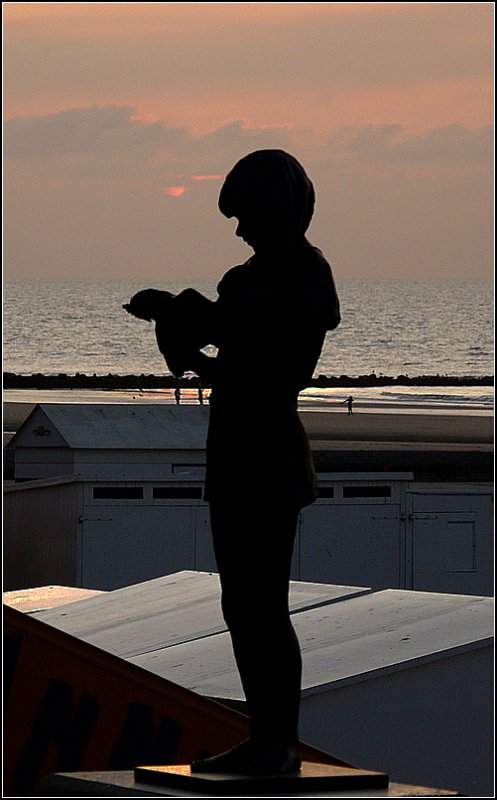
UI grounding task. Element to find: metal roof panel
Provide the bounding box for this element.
[127,589,493,699]
[35,571,372,659]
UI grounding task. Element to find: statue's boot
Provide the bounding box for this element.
[190,738,256,773]
[190,737,301,775]
[241,740,301,775]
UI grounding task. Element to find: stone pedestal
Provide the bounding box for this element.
[135,761,389,795]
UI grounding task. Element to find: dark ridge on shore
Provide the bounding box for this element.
[3,372,494,390]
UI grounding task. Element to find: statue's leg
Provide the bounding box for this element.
[191,500,301,774]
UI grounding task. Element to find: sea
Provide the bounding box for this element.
[3,279,494,414]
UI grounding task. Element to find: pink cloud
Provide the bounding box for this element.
[191,174,223,181]
[163,185,187,197]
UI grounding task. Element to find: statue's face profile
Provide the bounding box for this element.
[235,216,257,248]
[234,213,276,253]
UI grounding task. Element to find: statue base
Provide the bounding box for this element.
[134,762,389,794]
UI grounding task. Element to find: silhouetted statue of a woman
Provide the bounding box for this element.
[124,150,340,775]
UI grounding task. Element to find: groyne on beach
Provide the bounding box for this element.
[3,372,493,390]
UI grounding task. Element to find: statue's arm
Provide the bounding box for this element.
[124,287,221,379]
[185,350,219,384]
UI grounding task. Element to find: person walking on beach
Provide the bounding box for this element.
[174,384,181,404]
[342,395,354,415]
[124,149,340,775]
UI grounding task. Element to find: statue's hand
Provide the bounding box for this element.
[123,289,174,321]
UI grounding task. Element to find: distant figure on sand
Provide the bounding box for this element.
[198,383,204,405]
[174,384,181,404]
[342,395,354,415]
[123,149,340,775]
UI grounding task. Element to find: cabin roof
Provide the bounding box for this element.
[34,570,371,658]
[32,572,494,699]
[9,403,209,450]
[127,587,493,699]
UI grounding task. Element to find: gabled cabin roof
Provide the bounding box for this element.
[9,404,209,450]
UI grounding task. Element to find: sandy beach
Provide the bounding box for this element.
[3,397,493,447]
[301,410,493,446]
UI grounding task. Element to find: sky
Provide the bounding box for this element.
[3,2,494,284]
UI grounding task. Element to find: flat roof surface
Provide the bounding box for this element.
[33,571,493,699]
[35,570,371,659]
[127,588,492,699]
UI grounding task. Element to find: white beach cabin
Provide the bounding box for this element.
[5,404,209,590]
[8,403,209,483]
[4,403,493,595]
